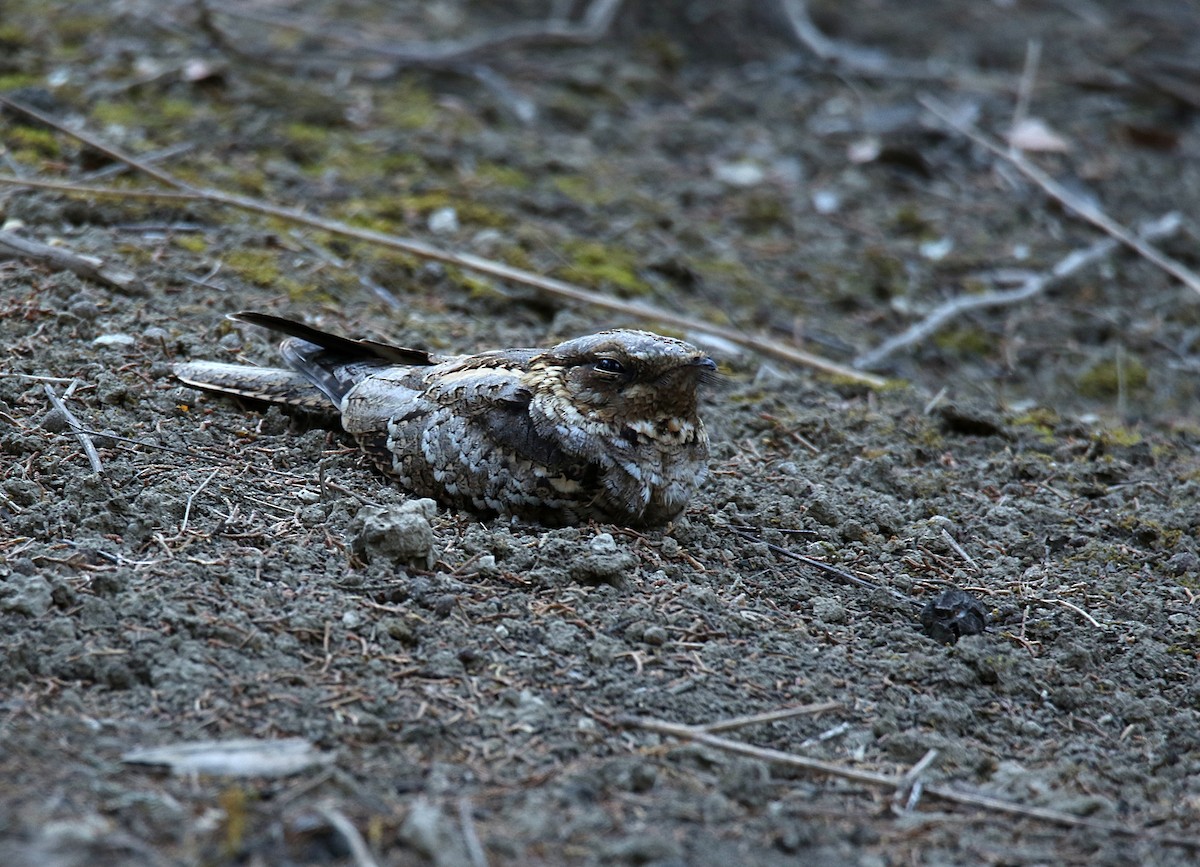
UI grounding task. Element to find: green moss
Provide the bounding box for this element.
[0,73,40,91]
[280,276,335,305]
[934,326,994,356]
[56,15,110,47]
[403,192,510,228]
[341,191,511,231]
[223,249,282,287]
[0,24,31,49]
[375,78,438,130]
[1011,408,1059,434]
[157,97,198,123]
[378,152,428,175]
[1077,355,1149,399]
[6,126,55,156]
[556,239,648,295]
[1095,427,1143,448]
[1115,514,1182,549]
[552,174,616,206]
[174,235,209,254]
[474,162,531,190]
[231,168,269,196]
[282,121,333,165]
[689,256,756,294]
[6,134,62,165]
[91,101,145,128]
[115,243,157,266]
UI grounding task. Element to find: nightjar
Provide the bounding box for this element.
[173,313,716,527]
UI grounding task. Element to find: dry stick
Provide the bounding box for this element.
[854,212,1182,369]
[315,803,380,867]
[729,525,919,609]
[0,94,883,385]
[778,0,959,81]
[208,0,625,65]
[800,721,851,750]
[920,94,1200,298]
[457,797,490,867]
[0,229,138,291]
[44,384,104,473]
[777,0,891,72]
[939,528,980,574]
[700,700,841,734]
[175,467,222,539]
[1009,38,1042,136]
[1041,597,1105,630]
[623,716,1200,848]
[893,748,939,814]
[0,179,885,387]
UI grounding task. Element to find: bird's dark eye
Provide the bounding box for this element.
[594,357,626,375]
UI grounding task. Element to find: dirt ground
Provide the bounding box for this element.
[2,1,1199,864]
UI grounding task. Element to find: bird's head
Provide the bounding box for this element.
[525,329,716,453]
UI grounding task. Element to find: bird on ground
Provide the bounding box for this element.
[173,313,716,527]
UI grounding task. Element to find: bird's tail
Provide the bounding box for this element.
[172,361,333,409]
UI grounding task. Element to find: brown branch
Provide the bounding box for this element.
[44,384,104,474]
[205,0,626,67]
[0,229,137,291]
[854,212,1183,369]
[622,714,1200,848]
[920,94,1200,298]
[699,701,841,733]
[0,96,886,384]
[0,180,884,388]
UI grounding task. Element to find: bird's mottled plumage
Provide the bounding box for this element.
[173,313,715,527]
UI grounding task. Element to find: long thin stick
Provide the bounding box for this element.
[0,92,885,386]
[315,804,380,867]
[0,229,137,291]
[623,715,1200,848]
[920,94,1200,297]
[207,0,625,66]
[700,700,841,733]
[44,384,104,473]
[855,212,1181,369]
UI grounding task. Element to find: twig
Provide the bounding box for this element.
[939,528,980,574]
[625,715,896,787]
[0,229,137,291]
[622,715,1200,848]
[920,94,1200,298]
[730,525,920,609]
[0,180,884,388]
[700,700,841,734]
[176,467,222,539]
[892,748,939,814]
[1041,597,1105,630]
[855,212,1183,369]
[777,0,952,80]
[1010,39,1042,138]
[44,384,104,473]
[457,797,490,867]
[0,96,187,190]
[315,804,380,867]
[799,720,851,749]
[206,0,625,67]
[0,92,883,384]
[777,0,890,73]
